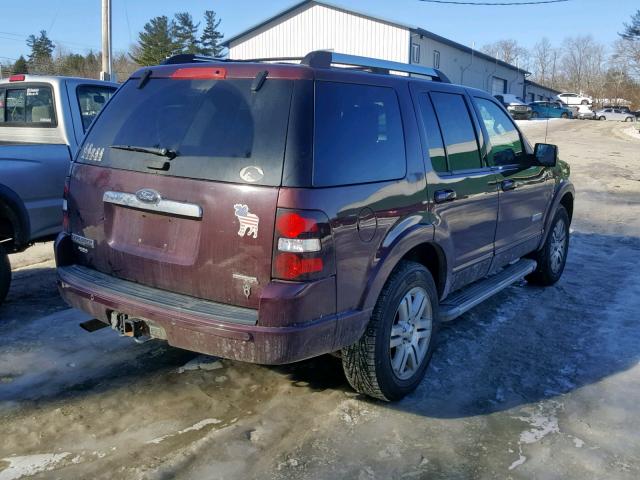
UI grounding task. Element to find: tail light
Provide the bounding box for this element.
[272,209,335,281]
[62,176,70,233]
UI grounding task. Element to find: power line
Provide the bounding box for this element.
[418,0,568,5]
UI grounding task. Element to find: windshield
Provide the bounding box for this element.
[77,77,293,186]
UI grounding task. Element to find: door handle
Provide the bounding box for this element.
[434,189,457,204]
[501,179,517,191]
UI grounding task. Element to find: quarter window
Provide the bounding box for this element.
[430,92,482,171]
[314,82,406,186]
[474,97,525,167]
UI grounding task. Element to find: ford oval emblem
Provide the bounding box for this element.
[239,166,264,183]
[135,188,161,204]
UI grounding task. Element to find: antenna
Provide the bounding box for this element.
[544,117,549,143]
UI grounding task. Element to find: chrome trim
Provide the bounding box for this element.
[103,191,202,219]
[71,233,95,249]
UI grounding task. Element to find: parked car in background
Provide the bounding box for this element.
[494,94,532,120]
[575,104,596,120]
[595,108,636,122]
[0,74,118,304]
[55,51,574,401]
[529,101,573,119]
[556,92,592,105]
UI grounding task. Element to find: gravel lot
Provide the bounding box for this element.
[1,119,639,480]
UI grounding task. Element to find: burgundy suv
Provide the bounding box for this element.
[55,51,574,401]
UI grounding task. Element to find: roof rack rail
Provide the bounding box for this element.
[301,50,451,83]
[162,54,227,65]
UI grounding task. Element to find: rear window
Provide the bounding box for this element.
[1,85,56,126]
[77,85,117,132]
[313,82,406,187]
[78,77,293,186]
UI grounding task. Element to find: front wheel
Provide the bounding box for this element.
[527,206,570,286]
[342,261,438,401]
[0,245,11,305]
[599,116,606,121]
[581,100,589,105]
[531,111,539,119]
[561,112,569,119]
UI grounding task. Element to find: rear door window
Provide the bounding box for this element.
[77,85,117,132]
[430,92,482,171]
[3,85,55,126]
[313,82,406,186]
[78,77,293,186]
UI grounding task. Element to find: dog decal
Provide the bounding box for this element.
[234,204,259,239]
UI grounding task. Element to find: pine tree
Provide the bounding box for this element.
[620,10,640,40]
[200,10,224,57]
[174,12,200,54]
[13,56,29,74]
[26,30,55,73]
[131,16,177,66]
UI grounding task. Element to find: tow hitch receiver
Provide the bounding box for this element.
[109,311,152,343]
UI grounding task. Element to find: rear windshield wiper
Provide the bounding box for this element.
[110,144,178,160]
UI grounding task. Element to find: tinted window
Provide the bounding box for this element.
[77,85,117,132]
[474,98,526,167]
[78,78,293,186]
[430,92,481,171]
[314,82,405,186]
[0,89,4,123]
[417,94,447,173]
[4,86,55,125]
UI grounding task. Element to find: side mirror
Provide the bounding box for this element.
[534,143,558,167]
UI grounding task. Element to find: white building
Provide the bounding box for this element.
[223,0,529,97]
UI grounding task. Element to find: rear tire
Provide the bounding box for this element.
[581,100,589,105]
[531,111,539,119]
[561,112,569,119]
[599,116,606,121]
[342,261,438,401]
[0,245,11,305]
[527,206,570,286]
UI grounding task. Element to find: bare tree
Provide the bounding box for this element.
[561,35,605,93]
[531,38,554,84]
[481,39,529,69]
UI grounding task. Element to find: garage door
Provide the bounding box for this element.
[491,77,507,95]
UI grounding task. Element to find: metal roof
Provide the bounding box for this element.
[524,79,561,95]
[222,0,529,74]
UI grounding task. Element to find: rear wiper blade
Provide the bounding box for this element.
[110,145,178,159]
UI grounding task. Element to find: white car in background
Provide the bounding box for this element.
[556,92,592,106]
[575,104,596,120]
[594,108,636,122]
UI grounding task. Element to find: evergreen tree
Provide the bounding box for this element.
[13,56,29,74]
[174,12,200,54]
[620,10,640,40]
[200,10,224,57]
[131,16,177,66]
[26,30,55,72]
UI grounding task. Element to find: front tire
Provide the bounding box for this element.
[0,245,11,305]
[531,111,539,119]
[581,100,589,105]
[342,261,438,401]
[561,112,569,119]
[599,116,606,121]
[527,206,570,286]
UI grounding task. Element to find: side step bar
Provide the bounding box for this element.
[439,259,537,322]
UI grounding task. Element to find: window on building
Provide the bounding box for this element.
[314,82,406,186]
[491,77,507,96]
[430,92,482,171]
[433,50,440,69]
[0,89,4,123]
[529,93,535,103]
[411,43,421,64]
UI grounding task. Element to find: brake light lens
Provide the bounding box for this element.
[170,67,226,80]
[272,209,334,281]
[62,177,70,233]
[9,74,25,82]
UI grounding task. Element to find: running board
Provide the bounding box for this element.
[439,259,537,322]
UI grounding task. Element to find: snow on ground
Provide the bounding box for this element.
[1,120,640,479]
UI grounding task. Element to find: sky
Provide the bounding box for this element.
[0,0,637,64]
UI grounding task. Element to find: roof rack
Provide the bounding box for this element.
[162,51,451,83]
[301,51,451,83]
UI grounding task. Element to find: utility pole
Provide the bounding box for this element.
[100,0,113,81]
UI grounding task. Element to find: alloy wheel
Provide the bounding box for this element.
[549,219,567,275]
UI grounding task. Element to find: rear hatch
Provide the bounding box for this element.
[67,65,297,308]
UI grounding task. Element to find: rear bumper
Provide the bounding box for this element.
[55,235,370,365]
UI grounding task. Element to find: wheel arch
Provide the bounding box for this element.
[361,222,447,310]
[0,184,31,252]
[539,182,574,249]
